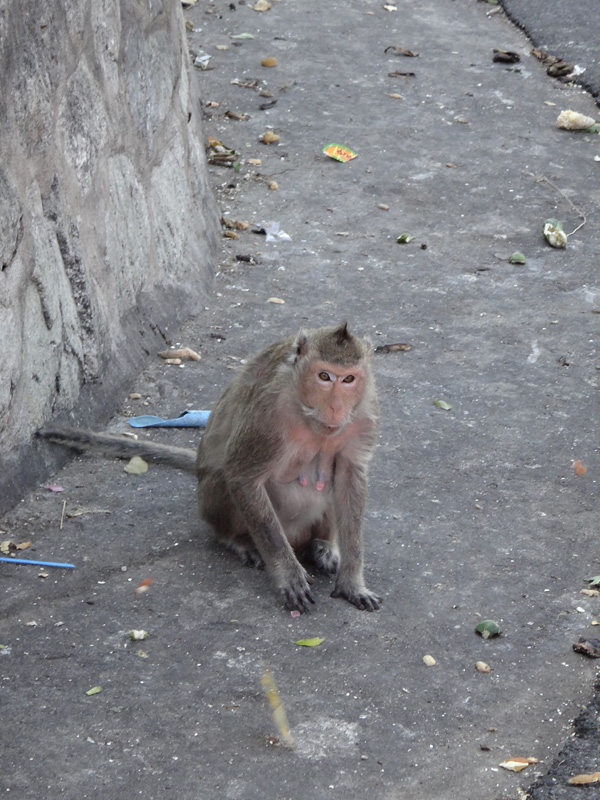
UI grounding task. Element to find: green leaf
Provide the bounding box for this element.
[86,686,102,696]
[396,233,415,244]
[475,620,501,639]
[586,576,600,587]
[433,399,452,410]
[294,637,325,647]
[508,251,526,265]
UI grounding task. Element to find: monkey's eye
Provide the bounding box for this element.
[342,375,355,384]
[318,371,332,382]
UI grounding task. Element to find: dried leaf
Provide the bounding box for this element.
[261,57,277,67]
[252,0,271,9]
[499,757,538,773]
[16,542,32,550]
[493,49,521,64]
[230,32,255,39]
[475,661,491,673]
[43,484,64,492]
[294,637,325,647]
[572,637,600,658]
[377,203,390,210]
[573,459,587,475]
[375,342,412,354]
[158,347,201,361]
[582,588,600,596]
[86,686,102,696]
[66,506,111,518]
[568,772,600,785]
[124,456,148,475]
[384,45,419,57]
[267,297,285,304]
[262,131,280,144]
[422,654,436,666]
[0,541,14,554]
[225,110,250,121]
[268,181,279,190]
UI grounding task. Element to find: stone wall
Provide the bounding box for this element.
[0,0,220,515]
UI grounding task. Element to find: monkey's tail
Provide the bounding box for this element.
[38,426,197,472]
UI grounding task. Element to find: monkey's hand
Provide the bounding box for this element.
[279,565,316,613]
[331,581,382,612]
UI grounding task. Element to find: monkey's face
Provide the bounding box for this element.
[299,361,366,433]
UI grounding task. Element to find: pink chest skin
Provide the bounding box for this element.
[271,418,360,490]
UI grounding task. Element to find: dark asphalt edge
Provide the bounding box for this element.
[526,671,600,798]
[491,7,600,794]
[499,0,600,104]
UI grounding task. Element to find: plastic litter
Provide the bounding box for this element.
[129,410,211,428]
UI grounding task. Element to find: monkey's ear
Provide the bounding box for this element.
[333,321,351,344]
[293,331,309,363]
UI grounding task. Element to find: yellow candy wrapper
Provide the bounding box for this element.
[261,668,295,748]
[322,143,357,162]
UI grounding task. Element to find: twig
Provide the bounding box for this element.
[527,171,587,236]
[60,499,66,530]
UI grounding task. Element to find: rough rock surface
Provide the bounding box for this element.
[0,0,220,514]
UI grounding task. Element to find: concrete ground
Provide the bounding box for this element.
[2,1,599,798]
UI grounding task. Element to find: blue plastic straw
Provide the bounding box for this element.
[0,557,75,569]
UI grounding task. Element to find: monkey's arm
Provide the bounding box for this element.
[330,440,382,611]
[228,474,315,611]
[38,426,197,472]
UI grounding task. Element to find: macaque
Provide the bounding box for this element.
[40,323,382,613]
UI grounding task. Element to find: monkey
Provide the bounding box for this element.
[39,323,382,613]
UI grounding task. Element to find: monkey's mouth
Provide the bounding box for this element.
[319,423,341,435]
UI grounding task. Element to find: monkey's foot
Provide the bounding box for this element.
[331,583,382,612]
[226,538,265,569]
[308,539,340,576]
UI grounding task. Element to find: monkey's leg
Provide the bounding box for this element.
[329,462,382,612]
[197,471,265,568]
